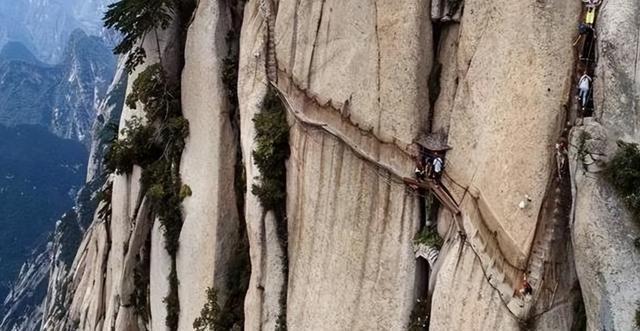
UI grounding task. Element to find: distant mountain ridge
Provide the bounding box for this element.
[0,42,42,65]
[0,0,114,64]
[0,60,126,331]
[0,124,87,305]
[0,30,115,145]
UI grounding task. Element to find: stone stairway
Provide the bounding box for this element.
[465,218,518,308]
[414,243,440,268]
[258,0,278,82]
[462,182,567,319]
[270,80,419,183]
[525,184,564,294]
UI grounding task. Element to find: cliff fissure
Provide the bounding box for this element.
[20,1,640,330]
[251,85,290,330]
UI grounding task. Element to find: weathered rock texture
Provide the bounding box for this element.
[268,0,430,329]
[25,1,640,330]
[570,120,640,331]
[568,1,640,330]
[430,0,582,329]
[101,18,182,328]
[238,1,286,329]
[40,17,184,331]
[176,0,241,329]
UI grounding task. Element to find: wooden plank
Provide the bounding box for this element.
[403,177,461,214]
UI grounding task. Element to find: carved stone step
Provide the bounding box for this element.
[530,258,543,270]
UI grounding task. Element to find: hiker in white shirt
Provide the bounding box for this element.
[577,73,592,108]
[431,156,444,181]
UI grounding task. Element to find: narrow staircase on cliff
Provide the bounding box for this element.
[255,0,597,327]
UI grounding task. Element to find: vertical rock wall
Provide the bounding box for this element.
[570,1,640,330]
[275,0,431,143]
[431,0,581,329]
[269,0,430,329]
[40,16,184,331]
[443,0,580,256]
[32,1,640,331]
[238,1,287,329]
[176,0,241,329]
[103,18,183,328]
[150,221,172,331]
[286,127,420,330]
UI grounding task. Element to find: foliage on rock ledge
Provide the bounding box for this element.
[193,288,223,331]
[103,63,188,329]
[414,226,443,250]
[192,245,249,330]
[104,0,177,72]
[252,87,290,215]
[104,64,188,254]
[604,140,640,223]
[252,87,290,330]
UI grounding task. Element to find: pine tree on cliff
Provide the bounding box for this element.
[103,0,177,72]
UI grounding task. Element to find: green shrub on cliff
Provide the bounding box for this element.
[104,0,177,71]
[252,87,290,330]
[604,141,640,223]
[252,87,290,215]
[414,226,443,250]
[103,117,157,174]
[193,288,222,331]
[102,64,188,329]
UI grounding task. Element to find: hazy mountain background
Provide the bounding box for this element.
[0,125,87,298]
[0,0,117,326]
[0,0,113,64]
[0,30,116,144]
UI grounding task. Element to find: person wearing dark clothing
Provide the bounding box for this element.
[578,23,596,61]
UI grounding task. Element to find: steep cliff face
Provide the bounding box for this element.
[569,1,640,330]
[38,58,126,331]
[40,1,249,330]
[430,1,582,329]
[237,2,286,329]
[0,34,124,331]
[176,0,246,329]
[90,18,183,330]
[278,1,429,329]
[27,0,640,330]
